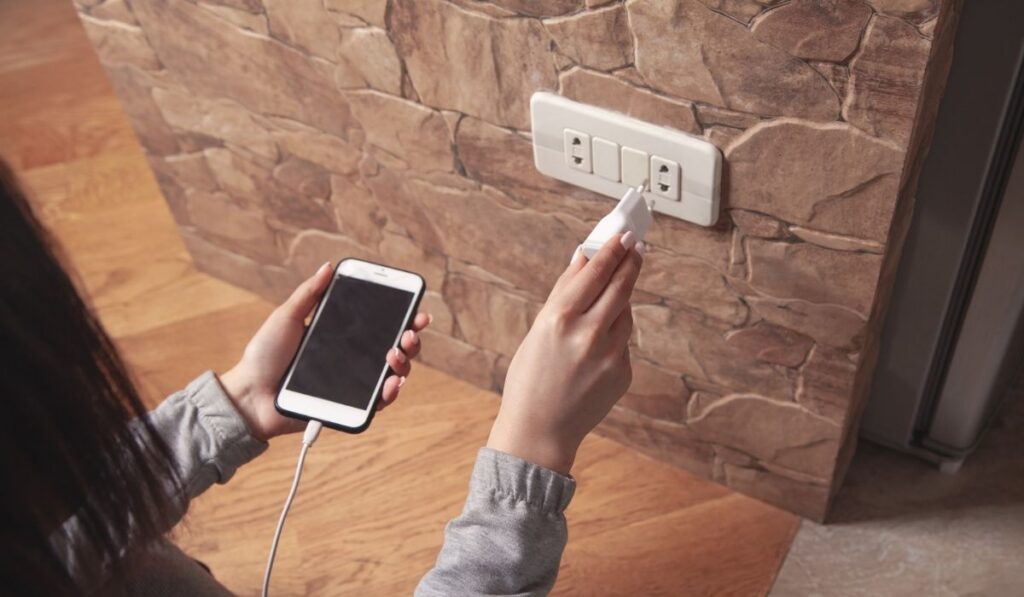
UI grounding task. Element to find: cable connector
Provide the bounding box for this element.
[262,420,322,597]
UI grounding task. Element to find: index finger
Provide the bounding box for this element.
[559,232,635,313]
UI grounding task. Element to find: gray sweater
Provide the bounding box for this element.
[52,372,576,595]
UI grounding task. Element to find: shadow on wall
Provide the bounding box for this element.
[834,362,1024,525]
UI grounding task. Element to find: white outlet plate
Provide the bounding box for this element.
[530,92,721,226]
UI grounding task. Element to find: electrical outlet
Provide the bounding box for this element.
[532,92,720,227]
[650,156,680,201]
[563,128,591,173]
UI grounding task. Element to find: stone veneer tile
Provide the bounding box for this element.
[264,0,339,60]
[844,15,932,145]
[335,28,403,96]
[751,0,872,63]
[390,0,558,129]
[484,0,584,17]
[78,15,160,70]
[344,90,453,173]
[618,359,691,422]
[746,238,883,316]
[543,5,633,71]
[560,68,700,134]
[324,0,387,27]
[628,0,840,120]
[727,118,904,242]
[688,394,841,478]
[445,273,541,357]
[747,296,866,351]
[865,0,939,21]
[130,0,354,138]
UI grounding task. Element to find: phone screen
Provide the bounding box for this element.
[286,275,415,410]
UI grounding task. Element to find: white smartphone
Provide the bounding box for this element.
[275,258,425,433]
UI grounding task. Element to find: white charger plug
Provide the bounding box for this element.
[578,183,653,259]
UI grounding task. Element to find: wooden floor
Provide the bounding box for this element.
[0,1,799,594]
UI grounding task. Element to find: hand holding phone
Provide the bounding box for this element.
[219,261,430,441]
[275,259,426,433]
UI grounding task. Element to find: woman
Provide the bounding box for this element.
[0,159,643,595]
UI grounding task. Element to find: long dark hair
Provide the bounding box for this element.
[0,160,179,594]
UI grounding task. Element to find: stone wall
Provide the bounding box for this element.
[76,0,953,520]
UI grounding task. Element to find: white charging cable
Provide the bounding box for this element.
[262,420,323,597]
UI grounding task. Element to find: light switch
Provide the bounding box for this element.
[621,147,648,187]
[563,128,591,172]
[592,137,620,181]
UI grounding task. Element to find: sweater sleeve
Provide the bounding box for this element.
[415,448,576,597]
[147,370,268,518]
[50,371,267,591]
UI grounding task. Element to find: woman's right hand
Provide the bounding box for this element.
[487,232,644,475]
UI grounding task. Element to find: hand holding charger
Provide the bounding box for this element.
[577,183,653,260]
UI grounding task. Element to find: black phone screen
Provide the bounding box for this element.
[286,275,415,410]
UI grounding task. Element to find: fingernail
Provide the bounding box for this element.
[635,241,646,255]
[571,246,584,263]
[393,347,406,363]
[426,314,434,326]
[317,261,331,274]
[620,231,636,249]
[398,376,407,388]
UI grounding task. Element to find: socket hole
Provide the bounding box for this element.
[659,183,669,192]
[659,164,669,173]
[571,138,582,145]
[573,156,583,164]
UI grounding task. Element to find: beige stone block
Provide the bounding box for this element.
[324,0,387,27]
[720,462,830,522]
[390,0,558,129]
[345,90,453,173]
[693,0,769,25]
[88,0,138,25]
[789,226,885,254]
[797,345,857,422]
[378,231,447,291]
[455,116,606,221]
[200,0,263,13]
[543,5,632,71]
[694,103,763,129]
[809,61,850,102]
[643,210,733,271]
[865,0,938,21]
[265,0,339,60]
[724,321,814,368]
[151,89,278,161]
[131,0,354,138]
[747,238,883,316]
[727,118,904,241]
[633,304,796,399]
[186,190,281,262]
[746,295,866,351]
[417,330,498,390]
[637,248,748,325]
[484,0,583,17]
[560,68,700,134]
[330,175,386,248]
[273,156,331,200]
[688,393,841,478]
[618,359,690,422]
[844,15,932,145]
[197,2,269,34]
[419,290,455,336]
[103,66,180,155]
[285,229,379,277]
[751,0,872,62]
[598,406,715,478]
[182,228,299,304]
[336,28,402,95]
[269,118,362,176]
[628,0,839,120]
[730,209,786,239]
[79,14,160,70]
[445,273,540,357]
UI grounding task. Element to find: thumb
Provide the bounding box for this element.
[280,262,333,323]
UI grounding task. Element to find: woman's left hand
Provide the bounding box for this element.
[219,262,432,441]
